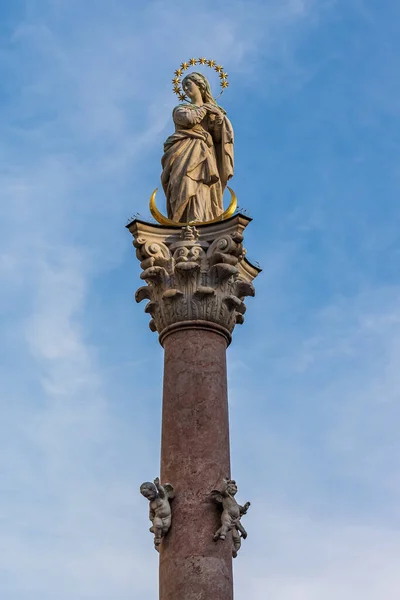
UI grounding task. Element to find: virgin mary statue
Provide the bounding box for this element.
[161,72,234,223]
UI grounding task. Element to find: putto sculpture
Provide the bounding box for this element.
[140,477,175,551]
[211,478,251,558]
[150,58,235,226]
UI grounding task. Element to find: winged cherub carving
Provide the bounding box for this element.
[140,477,175,551]
[211,478,250,558]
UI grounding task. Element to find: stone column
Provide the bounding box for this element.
[127,214,259,600]
[160,326,232,600]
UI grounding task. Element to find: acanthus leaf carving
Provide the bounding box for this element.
[127,215,260,341]
[162,289,183,299]
[140,266,168,283]
[234,280,255,299]
[135,286,152,303]
[223,295,246,314]
[144,301,158,315]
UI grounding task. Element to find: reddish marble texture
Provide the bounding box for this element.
[159,325,233,600]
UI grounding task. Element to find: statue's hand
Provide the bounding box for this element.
[203,102,214,111]
[204,103,223,116]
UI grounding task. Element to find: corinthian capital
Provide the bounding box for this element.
[126,214,260,346]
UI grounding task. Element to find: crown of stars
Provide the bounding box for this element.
[171,57,229,102]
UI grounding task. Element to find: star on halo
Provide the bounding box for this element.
[172,57,230,100]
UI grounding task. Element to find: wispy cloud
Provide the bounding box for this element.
[236,511,400,600]
[2,0,398,598]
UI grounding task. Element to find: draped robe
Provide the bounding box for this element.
[161,104,234,223]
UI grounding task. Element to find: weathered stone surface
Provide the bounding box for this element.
[211,479,251,558]
[126,213,260,344]
[159,328,233,600]
[161,71,234,223]
[140,478,175,552]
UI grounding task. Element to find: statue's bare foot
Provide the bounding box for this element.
[232,549,238,558]
[242,532,247,540]
[213,533,219,541]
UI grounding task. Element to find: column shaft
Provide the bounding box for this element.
[159,327,233,600]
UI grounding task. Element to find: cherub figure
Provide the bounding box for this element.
[211,478,250,558]
[140,477,175,551]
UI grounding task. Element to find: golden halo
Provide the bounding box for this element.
[172,57,229,102]
[149,187,237,227]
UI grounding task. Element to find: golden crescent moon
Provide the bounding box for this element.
[149,187,237,227]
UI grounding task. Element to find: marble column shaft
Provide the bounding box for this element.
[160,327,232,600]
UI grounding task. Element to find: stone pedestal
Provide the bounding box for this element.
[127,214,260,600]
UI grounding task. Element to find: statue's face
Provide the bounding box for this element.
[227,481,238,496]
[141,486,157,500]
[183,78,201,102]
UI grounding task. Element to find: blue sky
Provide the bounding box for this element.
[1,0,400,598]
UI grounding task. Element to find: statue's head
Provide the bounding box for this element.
[140,482,158,500]
[182,72,216,105]
[226,479,238,496]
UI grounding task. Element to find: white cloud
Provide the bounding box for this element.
[236,511,400,600]
[227,285,400,599]
[6,1,396,599]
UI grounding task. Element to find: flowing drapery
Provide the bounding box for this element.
[161,104,234,222]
